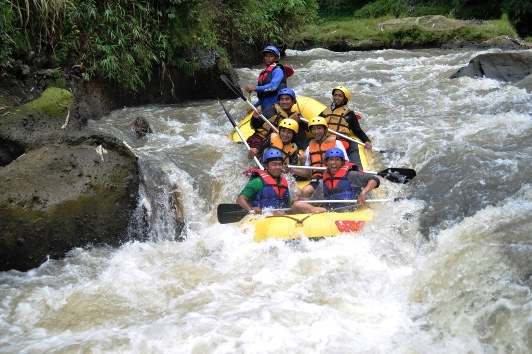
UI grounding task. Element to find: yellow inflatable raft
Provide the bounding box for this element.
[230,96,375,241]
[240,208,374,242]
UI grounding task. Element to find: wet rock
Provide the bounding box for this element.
[0,88,141,272]
[0,140,140,272]
[132,117,153,138]
[515,74,532,93]
[450,52,532,82]
[0,138,25,166]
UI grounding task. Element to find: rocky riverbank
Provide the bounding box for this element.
[0,52,239,271]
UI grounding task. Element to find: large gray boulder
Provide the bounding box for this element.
[450,52,532,82]
[0,88,141,271]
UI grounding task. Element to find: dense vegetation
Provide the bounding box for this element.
[1,0,530,92]
[318,0,531,37]
[1,0,318,91]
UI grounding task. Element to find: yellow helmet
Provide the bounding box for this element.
[332,86,351,103]
[307,116,328,131]
[278,118,299,134]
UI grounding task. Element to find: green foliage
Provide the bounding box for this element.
[212,0,318,63]
[68,1,167,90]
[1,0,530,92]
[1,0,317,91]
[409,5,455,17]
[317,0,370,16]
[353,0,409,19]
[503,0,532,37]
[451,0,502,19]
[0,3,17,70]
[290,14,518,50]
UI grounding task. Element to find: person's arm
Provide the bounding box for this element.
[256,138,269,154]
[288,146,312,179]
[249,138,269,160]
[236,194,259,213]
[247,137,268,160]
[288,151,299,166]
[236,178,264,214]
[347,171,379,205]
[285,152,308,179]
[250,107,276,129]
[357,179,377,205]
[255,67,284,95]
[346,111,372,149]
[250,109,264,129]
[290,182,326,214]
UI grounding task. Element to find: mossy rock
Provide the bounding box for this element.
[0,140,140,271]
[0,87,80,148]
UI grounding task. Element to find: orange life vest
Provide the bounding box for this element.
[308,135,337,179]
[268,133,298,165]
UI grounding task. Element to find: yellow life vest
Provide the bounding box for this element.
[256,104,293,138]
[322,106,351,135]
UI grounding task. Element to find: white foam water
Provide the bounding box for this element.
[1,48,531,353]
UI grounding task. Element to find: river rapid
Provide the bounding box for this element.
[1,48,531,353]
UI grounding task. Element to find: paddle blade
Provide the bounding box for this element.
[217,203,250,224]
[376,168,416,184]
[218,99,238,128]
[220,75,246,100]
[285,65,294,78]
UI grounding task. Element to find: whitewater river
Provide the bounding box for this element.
[1,48,531,353]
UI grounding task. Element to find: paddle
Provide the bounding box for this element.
[220,74,279,133]
[217,198,401,224]
[297,198,403,204]
[217,203,290,224]
[219,99,264,169]
[286,165,416,184]
[284,65,295,78]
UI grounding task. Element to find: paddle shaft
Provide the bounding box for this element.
[285,165,416,184]
[298,198,400,204]
[288,164,387,174]
[219,100,264,169]
[220,75,278,133]
[217,198,401,224]
[217,203,290,224]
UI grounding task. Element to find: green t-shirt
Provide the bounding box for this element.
[239,177,292,205]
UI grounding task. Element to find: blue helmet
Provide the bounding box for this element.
[325,148,345,160]
[262,45,280,58]
[277,88,296,100]
[263,148,283,163]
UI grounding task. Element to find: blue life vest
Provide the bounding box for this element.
[248,169,289,209]
[322,162,358,209]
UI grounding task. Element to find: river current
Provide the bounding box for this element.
[1,48,531,353]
